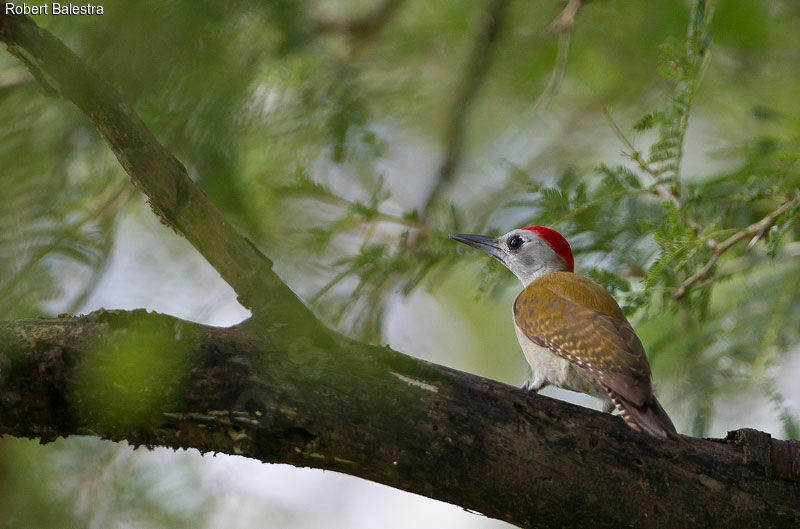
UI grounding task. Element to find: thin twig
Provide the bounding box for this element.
[526,19,572,115]
[551,188,640,225]
[420,0,511,220]
[283,189,427,231]
[603,107,666,182]
[0,179,131,301]
[422,0,589,221]
[525,0,587,115]
[672,192,800,300]
[603,107,707,235]
[548,0,588,34]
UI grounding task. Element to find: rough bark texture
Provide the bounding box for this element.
[1,311,799,529]
[2,10,800,529]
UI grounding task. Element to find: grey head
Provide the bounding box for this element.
[449,226,574,287]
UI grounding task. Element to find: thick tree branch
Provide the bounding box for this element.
[0,13,306,321]
[0,311,798,528]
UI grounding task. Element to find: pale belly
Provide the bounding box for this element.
[513,322,610,403]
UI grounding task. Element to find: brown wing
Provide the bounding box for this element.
[514,274,652,407]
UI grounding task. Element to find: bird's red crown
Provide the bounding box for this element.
[522,226,574,272]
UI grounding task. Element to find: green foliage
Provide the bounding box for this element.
[0,86,129,317]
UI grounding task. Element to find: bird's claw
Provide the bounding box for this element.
[521,379,546,393]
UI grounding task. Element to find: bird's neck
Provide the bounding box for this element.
[516,264,569,288]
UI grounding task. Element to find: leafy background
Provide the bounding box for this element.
[1,0,799,527]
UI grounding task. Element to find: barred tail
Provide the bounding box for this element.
[608,391,680,440]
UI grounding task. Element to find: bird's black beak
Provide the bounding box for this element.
[449,233,504,262]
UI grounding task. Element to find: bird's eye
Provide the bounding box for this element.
[507,235,523,250]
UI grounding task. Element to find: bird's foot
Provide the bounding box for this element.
[521,378,547,393]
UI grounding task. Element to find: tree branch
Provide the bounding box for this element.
[0,13,306,321]
[280,187,427,232]
[604,107,706,236]
[0,310,798,528]
[526,0,592,115]
[420,0,511,220]
[548,0,589,34]
[673,192,800,299]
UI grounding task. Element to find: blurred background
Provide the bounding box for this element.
[1,0,799,527]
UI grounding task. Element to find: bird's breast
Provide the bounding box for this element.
[513,322,570,384]
[513,320,609,401]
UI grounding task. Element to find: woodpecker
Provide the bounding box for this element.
[450,226,678,439]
